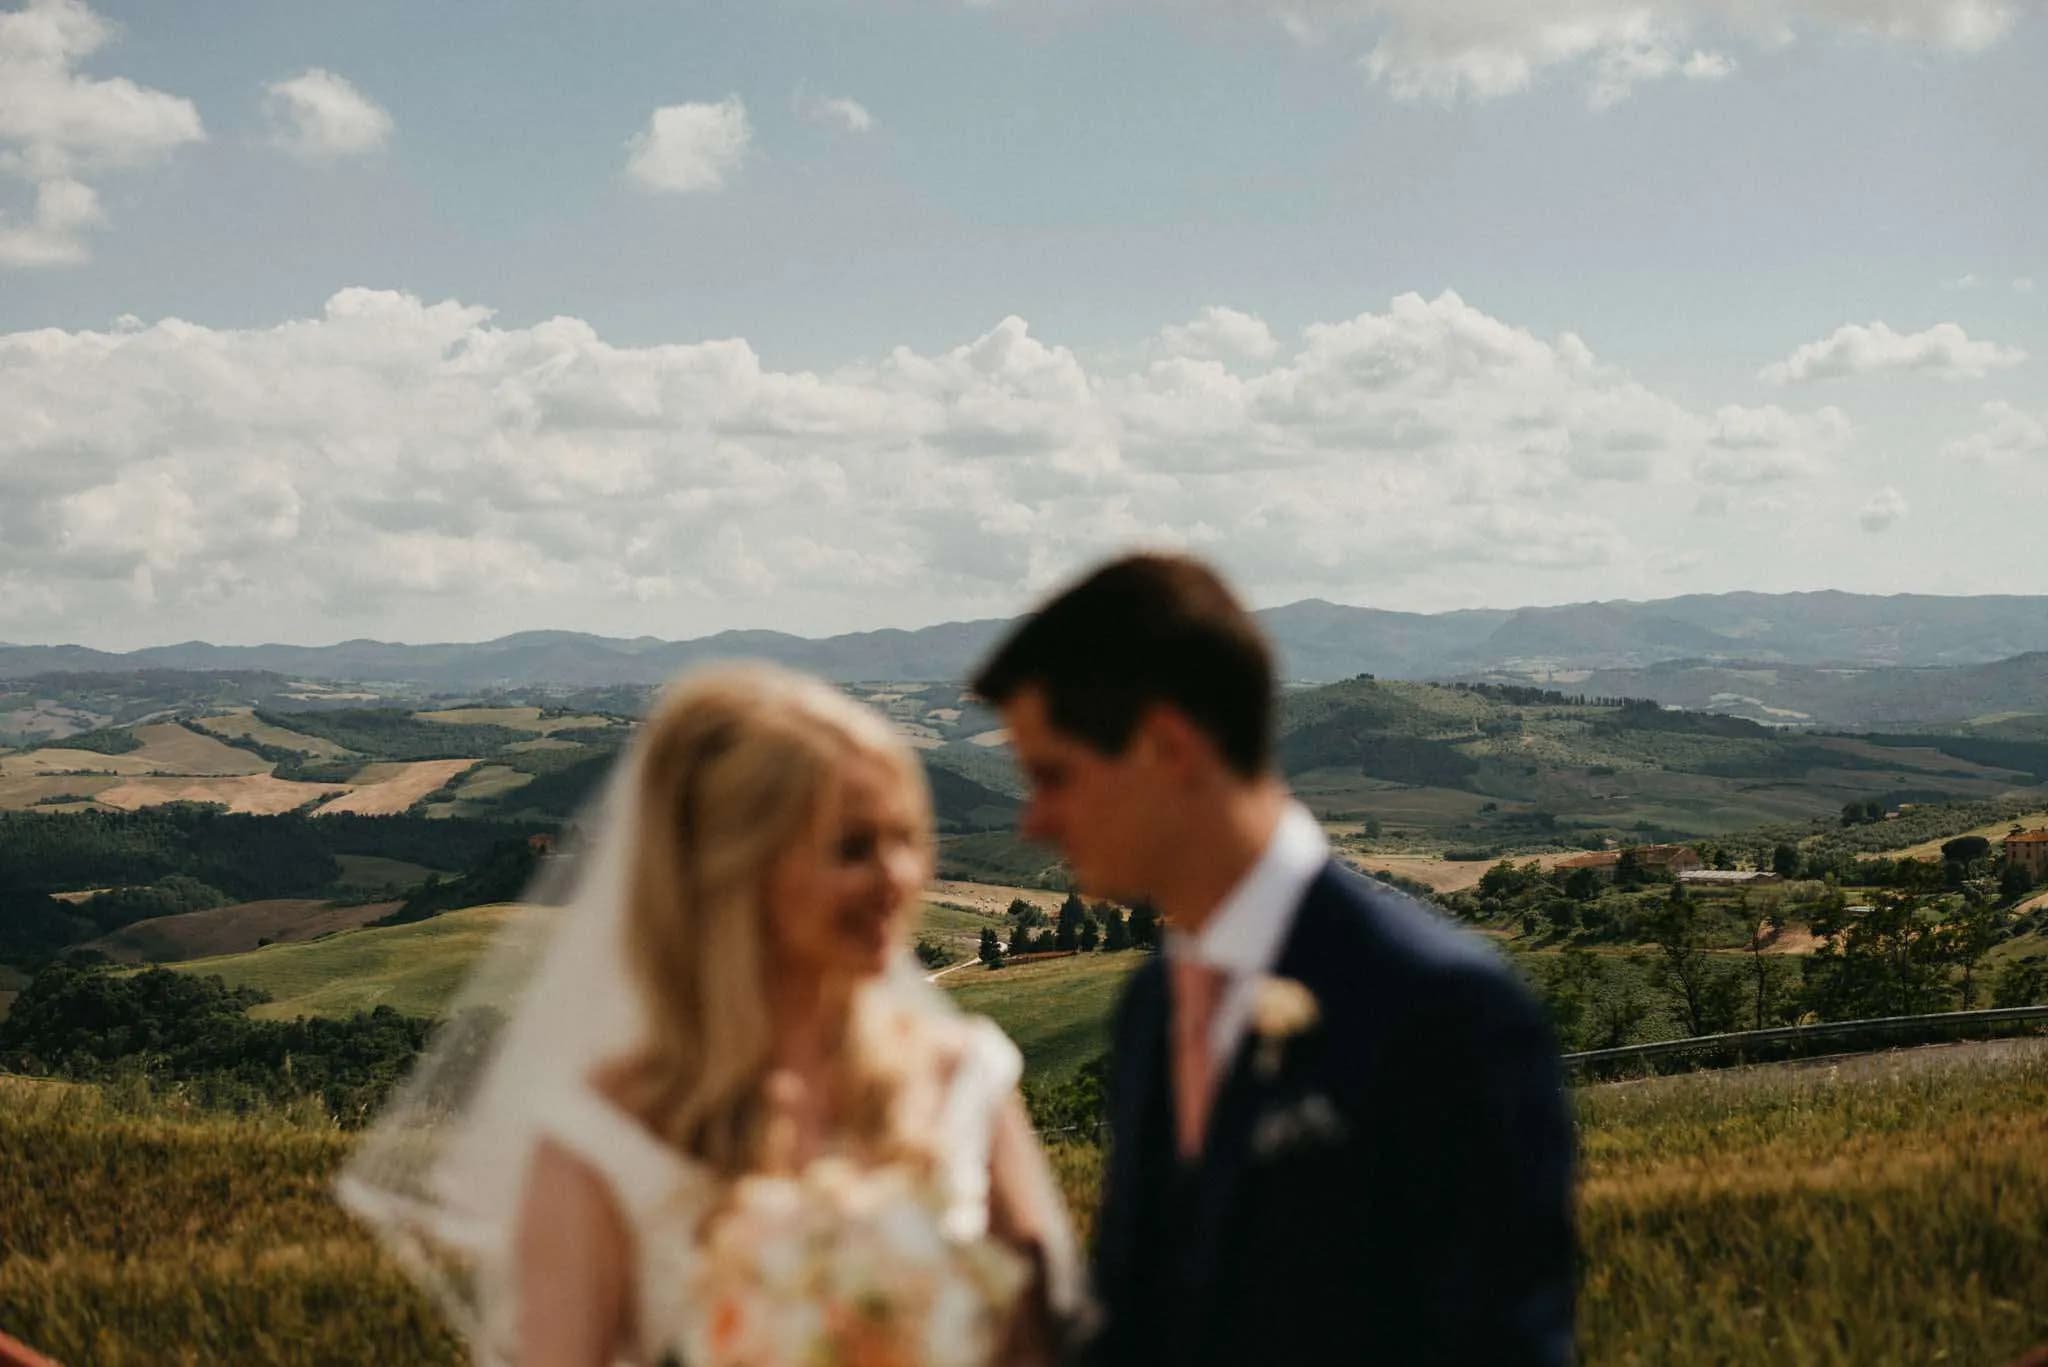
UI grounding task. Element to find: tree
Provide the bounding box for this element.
[1802,895,1952,1020]
[1006,898,1046,930]
[1743,901,1787,1030]
[977,927,1004,969]
[1614,848,1646,888]
[1543,899,1579,935]
[1100,904,1131,951]
[1128,901,1161,950]
[1941,900,2005,1010]
[1478,859,1524,899]
[1771,843,1801,879]
[1078,915,1101,952]
[914,937,950,969]
[1564,867,1602,903]
[1586,957,1652,1050]
[1535,949,1601,1050]
[1648,898,1740,1037]
[1055,893,1087,952]
[1941,836,1992,866]
[1992,955,2048,1008]
[1999,865,2035,902]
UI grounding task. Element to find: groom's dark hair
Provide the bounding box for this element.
[970,552,1274,778]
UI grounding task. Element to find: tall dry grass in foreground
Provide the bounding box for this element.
[4,1042,2046,1365]
[0,1078,461,1366]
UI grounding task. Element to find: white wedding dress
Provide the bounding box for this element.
[532,1016,1038,1367]
[338,757,1080,1367]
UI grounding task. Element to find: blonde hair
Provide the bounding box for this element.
[608,663,933,1177]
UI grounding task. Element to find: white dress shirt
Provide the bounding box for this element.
[1164,801,1330,1067]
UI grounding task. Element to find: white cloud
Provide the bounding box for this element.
[1942,401,2047,466]
[1155,306,1280,363]
[1945,272,1981,290]
[0,0,203,267]
[263,68,393,160]
[1682,49,1735,79]
[625,97,751,193]
[800,94,874,133]
[0,287,1867,644]
[1695,403,1851,483]
[1858,486,1907,532]
[1761,321,2026,383]
[1270,0,2022,107]
[2016,277,2038,294]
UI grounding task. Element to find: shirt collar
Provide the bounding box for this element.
[1169,801,1329,977]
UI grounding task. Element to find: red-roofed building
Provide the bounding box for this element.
[1633,844,1704,875]
[2006,829,2048,880]
[1555,851,1621,872]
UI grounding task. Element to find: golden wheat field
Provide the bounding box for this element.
[3,1041,2046,1366]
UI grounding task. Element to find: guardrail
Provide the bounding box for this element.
[1562,1003,2048,1074]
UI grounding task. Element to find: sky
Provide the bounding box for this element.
[1,0,2044,650]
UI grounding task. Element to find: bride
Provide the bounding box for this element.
[339,665,1081,1366]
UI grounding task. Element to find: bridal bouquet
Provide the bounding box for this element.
[670,1157,1030,1367]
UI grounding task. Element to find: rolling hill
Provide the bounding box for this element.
[12,589,2048,690]
[1512,652,2048,731]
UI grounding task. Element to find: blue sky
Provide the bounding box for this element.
[2,0,2044,648]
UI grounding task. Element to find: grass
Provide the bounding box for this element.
[0,1077,462,1366]
[7,1041,2045,1364]
[87,899,398,965]
[934,830,1067,887]
[330,854,442,891]
[1571,1040,2048,1363]
[190,709,358,760]
[945,951,1146,1080]
[312,760,479,817]
[150,898,1035,1020]
[1889,807,2048,861]
[161,903,535,1020]
[95,773,349,816]
[0,773,119,810]
[412,707,615,734]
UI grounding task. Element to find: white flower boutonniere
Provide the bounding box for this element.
[1249,975,1320,1079]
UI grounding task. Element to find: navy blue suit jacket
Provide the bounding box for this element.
[1085,861,1576,1365]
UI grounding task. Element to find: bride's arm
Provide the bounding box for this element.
[515,1137,634,1367]
[987,1090,1081,1367]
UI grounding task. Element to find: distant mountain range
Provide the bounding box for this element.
[6,590,2048,691]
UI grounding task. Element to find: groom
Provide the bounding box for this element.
[972,553,1575,1365]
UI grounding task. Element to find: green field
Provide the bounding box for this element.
[6,1040,2043,1365]
[329,853,442,891]
[154,894,1138,1079]
[164,903,536,1020]
[154,898,1115,1068]
[945,952,1146,1080]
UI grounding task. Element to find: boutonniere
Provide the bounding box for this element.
[1249,975,1320,1079]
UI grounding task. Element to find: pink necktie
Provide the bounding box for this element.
[1171,957,1230,1158]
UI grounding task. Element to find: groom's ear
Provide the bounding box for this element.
[1130,702,1207,778]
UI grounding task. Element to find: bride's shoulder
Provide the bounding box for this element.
[526,1058,703,1215]
[876,1006,1022,1107]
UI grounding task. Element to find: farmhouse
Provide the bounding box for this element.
[1678,869,1782,887]
[1555,851,1622,877]
[1634,844,1704,875]
[2005,829,2048,880]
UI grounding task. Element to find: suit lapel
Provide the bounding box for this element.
[1099,959,1168,1281]
[1182,873,1333,1288]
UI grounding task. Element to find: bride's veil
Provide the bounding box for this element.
[335,703,1086,1360]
